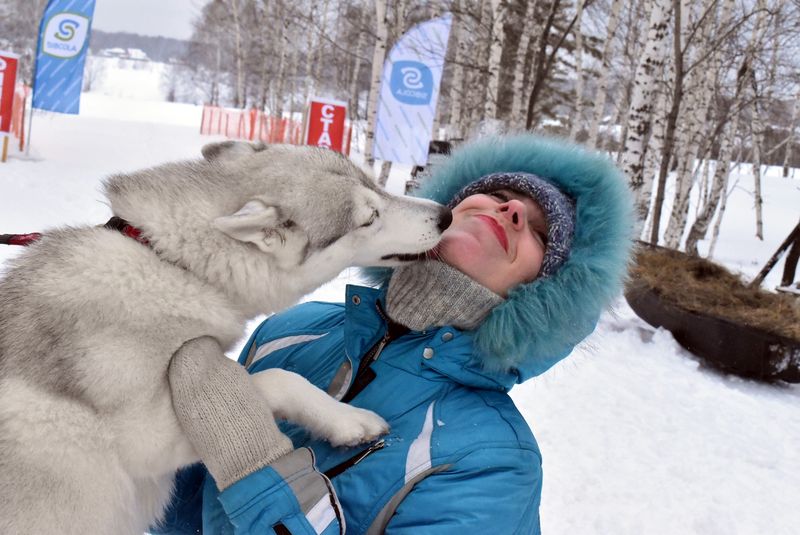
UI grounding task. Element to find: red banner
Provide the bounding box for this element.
[304,98,347,153]
[0,51,20,135]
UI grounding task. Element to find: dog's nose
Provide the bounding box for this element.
[437,208,453,232]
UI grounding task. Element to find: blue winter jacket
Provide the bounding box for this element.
[156,286,544,534]
[155,134,633,534]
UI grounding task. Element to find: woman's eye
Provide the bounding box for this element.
[490,192,509,202]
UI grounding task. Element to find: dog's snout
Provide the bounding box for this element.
[437,208,453,233]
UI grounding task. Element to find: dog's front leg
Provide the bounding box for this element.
[250,369,388,447]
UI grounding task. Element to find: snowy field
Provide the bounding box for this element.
[1,63,799,534]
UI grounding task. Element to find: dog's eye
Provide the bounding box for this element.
[362,209,379,227]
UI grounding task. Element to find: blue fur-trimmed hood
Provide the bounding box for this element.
[368,134,633,382]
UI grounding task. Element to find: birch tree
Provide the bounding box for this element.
[525,0,589,128]
[750,0,782,240]
[619,0,673,229]
[663,0,731,248]
[484,0,508,120]
[287,37,300,119]
[586,0,623,149]
[364,0,389,168]
[509,0,540,130]
[783,94,799,178]
[615,0,649,162]
[466,0,495,132]
[223,0,246,108]
[311,0,331,94]
[685,6,769,256]
[684,111,742,256]
[750,90,766,241]
[569,0,586,140]
[707,171,734,258]
[348,8,370,122]
[448,0,469,138]
[271,19,289,114]
[648,0,687,245]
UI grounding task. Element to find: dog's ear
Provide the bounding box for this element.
[214,200,282,253]
[202,141,267,163]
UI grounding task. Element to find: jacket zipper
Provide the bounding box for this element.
[340,303,408,403]
[324,439,386,479]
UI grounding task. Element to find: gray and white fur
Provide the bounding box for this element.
[0,141,450,534]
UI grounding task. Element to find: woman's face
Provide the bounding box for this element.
[436,189,548,296]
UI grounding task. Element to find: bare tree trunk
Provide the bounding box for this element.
[448,0,468,138]
[526,0,597,129]
[750,0,777,241]
[526,0,563,128]
[226,0,246,108]
[750,105,765,240]
[271,19,288,113]
[620,0,673,231]
[642,87,668,215]
[364,0,389,168]
[569,0,586,140]
[311,0,331,92]
[685,46,762,255]
[587,0,623,148]
[707,168,732,259]
[288,38,300,120]
[348,8,370,122]
[394,0,409,37]
[784,94,799,178]
[615,0,648,160]
[648,0,684,245]
[467,0,494,132]
[377,160,392,188]
[509,0,540,130]
[302,4,317,106]
[663,0,729,249]
[212,43,222,106]
[254,1,270,110]
[697,157,711,217]
[685,112,740,256]
[484,0,508,120]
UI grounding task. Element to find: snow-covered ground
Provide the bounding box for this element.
[1,62,799,534]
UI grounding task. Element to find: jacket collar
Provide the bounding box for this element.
[343,284,519,392]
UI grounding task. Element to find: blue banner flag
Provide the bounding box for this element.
[32,0,96,114]
[374,14,452,166]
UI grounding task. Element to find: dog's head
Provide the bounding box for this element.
[204,141,451,269]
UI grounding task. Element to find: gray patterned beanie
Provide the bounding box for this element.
[447,172,576,279]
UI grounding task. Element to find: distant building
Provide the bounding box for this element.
[98,48,149,61]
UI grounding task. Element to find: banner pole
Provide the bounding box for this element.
[24,106,33,156]
[2,137,8,162]
[26,1,47,157]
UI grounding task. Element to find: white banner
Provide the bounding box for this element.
[374,14,452,166]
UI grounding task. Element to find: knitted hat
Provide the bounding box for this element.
[447,171,576,279]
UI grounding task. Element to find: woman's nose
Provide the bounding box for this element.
[498,199,526,229]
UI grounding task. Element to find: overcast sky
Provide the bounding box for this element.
[93,0,207,40]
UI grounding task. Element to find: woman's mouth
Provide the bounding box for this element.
[476,215,508,252]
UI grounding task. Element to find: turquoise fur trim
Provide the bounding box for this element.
[365,134,634,381]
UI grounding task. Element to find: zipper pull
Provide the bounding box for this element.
[352,439,386,466]
[369,334,390,365]
[324,440,387,479]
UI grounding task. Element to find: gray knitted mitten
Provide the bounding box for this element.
[169,336,293,490]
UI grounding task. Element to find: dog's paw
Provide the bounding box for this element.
[315,404,389,448]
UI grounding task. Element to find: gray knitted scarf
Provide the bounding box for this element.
[385,260,504,331]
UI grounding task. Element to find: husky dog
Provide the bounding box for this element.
[0,141,450,534]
